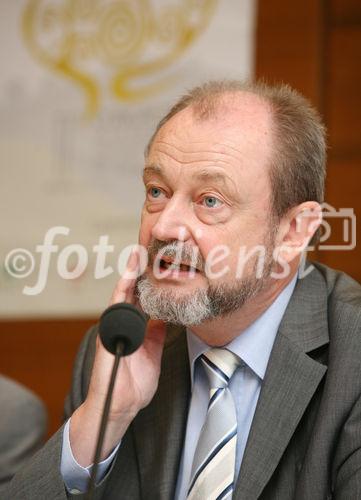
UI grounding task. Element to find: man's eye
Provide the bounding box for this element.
[149,187,163,199]
[203,196,222,208]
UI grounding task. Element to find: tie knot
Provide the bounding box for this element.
[200,348,241,389]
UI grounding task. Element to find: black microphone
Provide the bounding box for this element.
[86,303,146,499]
[99,303,146,355]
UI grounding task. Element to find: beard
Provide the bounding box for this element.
[136,232,276,327]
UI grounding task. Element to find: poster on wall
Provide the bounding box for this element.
[0,0,257,318]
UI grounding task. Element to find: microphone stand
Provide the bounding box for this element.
[85,340,124,499]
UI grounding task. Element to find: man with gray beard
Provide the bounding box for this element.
[136,237,275,326]
[8,81,361,500]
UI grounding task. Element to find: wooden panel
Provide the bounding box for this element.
[256,0,360,282]
[326,27,361,156]
[331,0,361,23]
[256,0,324,106]
[317,160,361,281]
[0,318,96,436]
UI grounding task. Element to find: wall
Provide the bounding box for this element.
[256,0,361,281]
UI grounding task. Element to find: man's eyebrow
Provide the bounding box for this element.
[194,170,228,183]
[142,165,238,193]
[193,169,237,192]
[142,164,163,179]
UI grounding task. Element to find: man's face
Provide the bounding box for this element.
[137,94,277,325]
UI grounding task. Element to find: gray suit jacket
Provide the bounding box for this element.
[7,263,361,499]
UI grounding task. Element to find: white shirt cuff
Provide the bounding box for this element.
[60,418,120,494]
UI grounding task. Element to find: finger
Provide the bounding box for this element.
[110,249,140,305]
[95,334,113,361]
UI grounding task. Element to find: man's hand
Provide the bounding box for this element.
[69,250,166,466]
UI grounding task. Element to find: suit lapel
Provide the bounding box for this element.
[234,266,329,499]
[132,325,190,500]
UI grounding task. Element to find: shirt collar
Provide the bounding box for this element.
[186,274,297,385]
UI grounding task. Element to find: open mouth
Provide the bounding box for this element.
[158,257,200,274]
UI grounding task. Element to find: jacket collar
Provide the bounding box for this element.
[234,265,329,499]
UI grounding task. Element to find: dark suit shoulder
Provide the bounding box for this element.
[312,263,361,397]
[64,325,97,418]
[312,261,361,308]
[314,262,361,347]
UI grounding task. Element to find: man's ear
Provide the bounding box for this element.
[275,202,322,263]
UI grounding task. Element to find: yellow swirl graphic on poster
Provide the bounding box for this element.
[22,0,218,117]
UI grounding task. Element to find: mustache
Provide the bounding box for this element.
[147,239,204,271]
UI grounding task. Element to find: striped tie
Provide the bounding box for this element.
[187,348,241,500]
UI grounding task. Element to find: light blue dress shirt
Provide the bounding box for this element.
[61,275,297,496]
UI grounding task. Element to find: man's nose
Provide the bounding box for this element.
[151,197,192,242]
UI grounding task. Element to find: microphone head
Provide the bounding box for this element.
[99,303,146,356]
